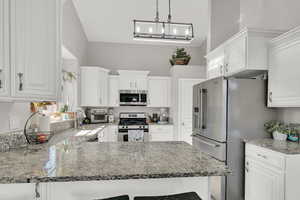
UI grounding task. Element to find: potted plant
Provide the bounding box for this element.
[170,48,191,66]
[287,127,299,142]
[264,121,289,141]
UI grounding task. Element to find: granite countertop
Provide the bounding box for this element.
[0,127,230,184]
[246,138,300,155]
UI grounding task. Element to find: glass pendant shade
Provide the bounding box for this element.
[134,20,194,43]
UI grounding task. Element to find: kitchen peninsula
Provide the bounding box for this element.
[0,128,229,200]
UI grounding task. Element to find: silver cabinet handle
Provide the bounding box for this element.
[245,166,249,172]
[269,92,272,103]
[17,73,23,91]
[0,69,3,89]
[257,153,267,159]
[225,63,229,72]
[220,65,223,75]
[135,81,137,88]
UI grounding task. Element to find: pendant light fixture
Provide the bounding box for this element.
[133,0,194,43]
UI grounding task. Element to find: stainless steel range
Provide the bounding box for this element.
[118,113,149,142]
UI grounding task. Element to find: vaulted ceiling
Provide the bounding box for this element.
[72,0,208,46]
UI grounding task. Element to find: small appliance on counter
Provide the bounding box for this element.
[149,113,159,123]
[86,108,108,124]
[158,108,169,124]
[107,108,115,123]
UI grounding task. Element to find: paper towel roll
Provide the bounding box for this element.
[38,115,50,132]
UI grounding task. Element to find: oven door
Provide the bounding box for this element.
[118,128,149,142]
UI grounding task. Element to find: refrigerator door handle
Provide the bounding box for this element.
[194,136,221,148]
[199,88,203,130]
[198,87,202,130]
[201,88,207,130]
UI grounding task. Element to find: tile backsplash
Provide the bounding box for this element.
[110,107,170,121]
[278,108,300,124]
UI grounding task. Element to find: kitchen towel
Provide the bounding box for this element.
[128,130,144,142]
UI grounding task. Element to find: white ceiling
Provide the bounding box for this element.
[72,0,208,46]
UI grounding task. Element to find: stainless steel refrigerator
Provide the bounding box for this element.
[192,77,277,200]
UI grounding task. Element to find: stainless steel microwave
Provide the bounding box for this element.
[119,90,147,106]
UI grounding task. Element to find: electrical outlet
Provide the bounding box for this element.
[9,116,20,130]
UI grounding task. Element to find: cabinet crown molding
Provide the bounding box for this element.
[117,70,150,77]
[269,26,300,50]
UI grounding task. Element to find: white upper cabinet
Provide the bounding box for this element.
[224,32,247,76]
[148,76,171,107]
[268,26,300,107]
[0,0,9,97]
[81,67,109,107]
[108,75,119,107]
[207,28,282,79]
[10,0,61,100]
[118,70,149,91]
[206,45,225,80]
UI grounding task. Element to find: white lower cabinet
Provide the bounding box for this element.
[149,125,174,142]
[245,143,300,200]
[106,125,118,142]
[98,125,118,142]
[245,159,284,200]
[0,183,52,200]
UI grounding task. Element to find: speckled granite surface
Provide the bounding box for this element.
[0,132,230,184]
[246,138,300,154]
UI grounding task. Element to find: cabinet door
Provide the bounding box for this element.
[0,183,35,200]
[107,125,118,142]
[148,77,171,107]
[81,67,100,107]
[225,35,247,76]
[268,41,300,107]
[245,159,284,200]
[0,0,9,97]
[108,76,119,107]
[10,0,60,100]
[206,49,225,80]
[119,76,133,90]
[136,77,148,91]
[150,126,174,141]
[99,70,108,107]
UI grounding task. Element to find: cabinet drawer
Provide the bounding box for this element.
[150,125,173,133]
[246,144,285,170]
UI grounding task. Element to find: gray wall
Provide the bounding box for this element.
[208,0,240,51]
[87,42,207,76]
[62,0,88,65]
[240,0,300,31]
